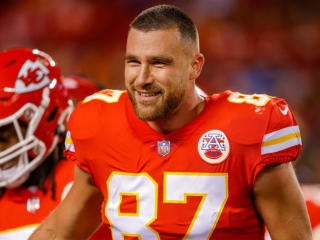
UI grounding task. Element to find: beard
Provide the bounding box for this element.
[127,85,185,121]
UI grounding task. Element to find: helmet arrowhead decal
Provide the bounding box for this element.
[15,59,51,93]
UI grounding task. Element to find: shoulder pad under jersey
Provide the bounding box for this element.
[222,91,298,145]
[68,89,125,140]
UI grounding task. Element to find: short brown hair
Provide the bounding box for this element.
[130,4,199,47]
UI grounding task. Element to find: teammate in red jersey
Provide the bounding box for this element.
[62,74,103,105]
[30,4,312,240]
[0,48,106,239]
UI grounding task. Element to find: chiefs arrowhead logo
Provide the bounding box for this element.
[15,59,51,93]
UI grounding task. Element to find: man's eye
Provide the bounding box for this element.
[126,60,140,66]
[151,58,172,67]
[152,61,166,67]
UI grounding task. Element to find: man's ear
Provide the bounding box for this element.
[190,53,205,80]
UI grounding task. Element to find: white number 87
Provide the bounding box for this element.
[105,172,228,239]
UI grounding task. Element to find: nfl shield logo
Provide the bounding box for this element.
[157,140,170,156]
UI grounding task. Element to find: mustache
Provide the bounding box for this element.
[133,83,162,92]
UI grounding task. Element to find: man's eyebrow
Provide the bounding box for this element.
[150,56,173,64]
[125,55,173,64]
[124,54,137,61]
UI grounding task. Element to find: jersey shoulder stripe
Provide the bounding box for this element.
[64,130,75,152]
[262,125,302,154]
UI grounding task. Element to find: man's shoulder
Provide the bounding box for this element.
[209,90,294,122]
[68,89,128,140]
[210,90,274,110]
[206,90,299,144]
[76,89,127,111]
[207,90,274,124]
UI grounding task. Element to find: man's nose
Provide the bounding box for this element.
[135,64,153,85]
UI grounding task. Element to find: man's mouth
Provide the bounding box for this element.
[136,91,161,103]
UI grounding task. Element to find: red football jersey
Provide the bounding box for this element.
[0,159,107,240]
[65,89,302,240]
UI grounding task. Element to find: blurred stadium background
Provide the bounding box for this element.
[0,0,319,183]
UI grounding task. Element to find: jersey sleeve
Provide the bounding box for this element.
[64,93,104,174]
[64,89,125,175]
[64,130,91,173]
[253,97,302,180]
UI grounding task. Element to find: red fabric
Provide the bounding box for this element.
[67,90,301,239]
[0,159,107,239]
[301,184,320,229]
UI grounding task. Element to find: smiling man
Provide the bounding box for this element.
[30,4,311,240]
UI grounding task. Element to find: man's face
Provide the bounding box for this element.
[0,124,20,170]
[124,28,195,121]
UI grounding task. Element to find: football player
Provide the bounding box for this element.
[0,48,106,239]
[30,4,312,240]
[62,74,103,104]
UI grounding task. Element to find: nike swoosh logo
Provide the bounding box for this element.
[279,105,289,115]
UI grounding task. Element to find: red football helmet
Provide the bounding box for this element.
[63,74,100,103]
[0,48,73,188]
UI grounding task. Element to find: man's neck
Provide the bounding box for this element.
[147,94,205,134]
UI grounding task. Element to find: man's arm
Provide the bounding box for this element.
[254,162,312,240]
[29,166,104,240]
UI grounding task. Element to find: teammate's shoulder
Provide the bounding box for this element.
[68,89,127,139]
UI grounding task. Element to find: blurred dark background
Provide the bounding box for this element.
[1,0,319,183]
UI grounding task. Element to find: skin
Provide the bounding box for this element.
[254,163,312,240]
[0,124,22,170]
[0,122,34,188]
[29,166,104,240]
[29,27,312,240]
[125,28,205,133]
